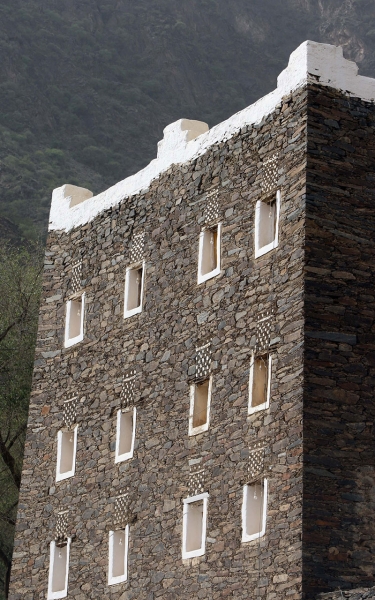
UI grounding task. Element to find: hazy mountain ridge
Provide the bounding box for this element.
[0,0,375,237]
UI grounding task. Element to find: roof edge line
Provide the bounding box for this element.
[48,41,375,233]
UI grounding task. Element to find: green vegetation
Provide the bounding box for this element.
[1,1,375,597]
[0,242,42,598]
[1,0,374,239]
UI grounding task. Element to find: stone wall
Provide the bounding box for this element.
[9,86,307,599]
[10,76,375,600]
[318,587,375,600]
[304,85,375,597]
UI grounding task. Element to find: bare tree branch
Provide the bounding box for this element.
[0,321,19,345]
[0,278,40,344]
[0,543,11,596]
[7,424,27,454]
[0,429,21,490]
[0,514,16,526]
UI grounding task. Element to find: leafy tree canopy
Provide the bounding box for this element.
[1,0,375,238]
[0,242,42,598]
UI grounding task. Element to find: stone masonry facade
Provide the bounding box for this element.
[319,588,375,600]
[9,86,307,600]
[304,85,375,596]
[8,46,375,600]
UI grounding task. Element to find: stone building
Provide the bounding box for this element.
[9,41,375,600]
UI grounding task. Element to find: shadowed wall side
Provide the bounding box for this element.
[303,83,375,598]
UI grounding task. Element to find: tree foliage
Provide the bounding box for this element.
[0,243,42,599]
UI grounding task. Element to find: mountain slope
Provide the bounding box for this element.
[1,0,375,237]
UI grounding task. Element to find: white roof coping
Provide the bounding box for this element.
[49,40,375,233]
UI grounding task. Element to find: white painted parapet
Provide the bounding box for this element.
[49,120,208,233]
[49,41,375,233]
[50,184,93,220]
[157,119,209,159]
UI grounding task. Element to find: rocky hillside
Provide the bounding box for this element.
[1,0,375,237]
[0,217,24,245]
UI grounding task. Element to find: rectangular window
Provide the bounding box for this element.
[182,493,208,559]
[242,480,268,542]
[248,354,271,414]
[56,426,78,482]
[64,294,85,348]
[108,526,129,585]
[115,407,136,463]
[189,378,212,436]
[124,263,144,318]
[255,191,280,258]
[197,224,221,284]
[47,539,71,599]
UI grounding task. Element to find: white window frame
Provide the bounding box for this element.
[197,223,222,284]
[248,353,272,415]
[182,492,209,559]
[124,262,145,319]
[56,425,78,482]
[242,480,268,543]
[47,538,71,600]
[188,377,212,436]
[115,407,136,463]
[108,525,129,586]
[64,293,85,348]
[254,190,281,258]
